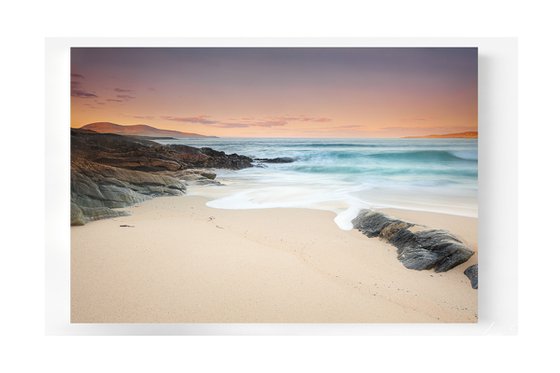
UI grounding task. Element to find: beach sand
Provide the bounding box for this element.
[71,195,477,323]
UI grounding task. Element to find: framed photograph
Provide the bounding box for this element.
[46,38,518,335]
[69,46,478,323]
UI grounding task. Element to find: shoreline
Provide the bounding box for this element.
[186,176,478,231]
[71,194,477,323]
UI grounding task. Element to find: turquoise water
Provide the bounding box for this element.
[156,137,478,229]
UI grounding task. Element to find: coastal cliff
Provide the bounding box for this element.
[71,129,253,225]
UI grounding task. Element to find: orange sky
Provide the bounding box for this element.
[71,48,477,138]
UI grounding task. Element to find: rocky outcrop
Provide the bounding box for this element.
[352,210,474,273]
[196,147,254,170]
[464,264,478,289]
[72,129,253,172]
[169,169,219,185]
[71,158,186,225]
[71,129,253,225]
[254,157,296,164]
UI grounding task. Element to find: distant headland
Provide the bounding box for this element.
[78,122,216,138]
[403,131,478,139]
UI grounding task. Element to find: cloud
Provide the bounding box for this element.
[161,115,289,128]
[279,116,331,123]
[378,126,442,131]
[116,94,136,100]
[103,94,135,103]
[332,124,362,129]
[304,124,364,131]
[162,115,220,125]
[375,126,474,136]
[114,88,133,93]
[248,119,287,127]
[161,116,249,128]
[132,115,155,120]
[70,73,98,98]
[214,123,250,128]
[72,89,98,98]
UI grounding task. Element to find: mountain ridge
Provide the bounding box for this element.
[79,122,216,138]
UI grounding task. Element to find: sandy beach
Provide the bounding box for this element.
[71,195,477,323]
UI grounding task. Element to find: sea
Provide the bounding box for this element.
[155,137,478,230]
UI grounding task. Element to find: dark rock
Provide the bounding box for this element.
[72,129,254,172]
[170,169,221,185]
[352,210,474,273]
[71,129,254,225]
[464,264,478,289]
[199,172,217,180]
[196,147,253,169]
[351,211,413,238]
[254,157,296,164]
[71,202,129,226]
[390,228,474,272]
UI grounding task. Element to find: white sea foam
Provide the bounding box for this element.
[161,137,479,229]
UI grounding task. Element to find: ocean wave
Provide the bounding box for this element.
[291,164,477,178]
[281,143,380,148]
[169,137,478,225]
[291,149,478,164]
[366,150,478,162]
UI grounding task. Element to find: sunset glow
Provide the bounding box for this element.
[71,48,477,138]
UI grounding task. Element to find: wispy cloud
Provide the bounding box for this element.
[72,89,98,98]
[161,115,286,128]
[132,115,155,120]
[279,116,331,123]
[303,124,364,132]
[375,126,474,135]
[162,115,219,125]
[116,94,136,100]
[215,123,251,128]
[103,94,135,103]
[161,116,249,128]
[114,88,133,93]
[400,117,427,122]
[71,73,98,98]
[161,114,331,129]
[248,119,287,128]
[332,124,362,129]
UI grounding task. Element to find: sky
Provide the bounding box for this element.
[71,48,477,138]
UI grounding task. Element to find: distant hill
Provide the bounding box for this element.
[79,122,215,138]
[404,131,478,139]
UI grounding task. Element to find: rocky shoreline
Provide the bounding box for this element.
[71,129,255,225]
[71,129,479,289]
